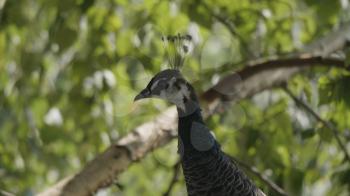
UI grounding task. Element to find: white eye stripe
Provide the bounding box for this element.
[151,78,167,90]
[150,80,160,90]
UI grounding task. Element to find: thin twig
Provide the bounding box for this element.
[163,160,181,196]
[282,86,350,163]
[114,182,124,191]
[0,189,16,196]
[0,0,7,25]
[229,156,289,196]
[199,1,252,56]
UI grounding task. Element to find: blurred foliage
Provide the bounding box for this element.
[0,0,350,195]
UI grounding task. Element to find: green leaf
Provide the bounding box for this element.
[318,125,333,143]
[285,167,305,196]
[301,128,316,140]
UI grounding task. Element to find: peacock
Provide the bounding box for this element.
[134,34,265,196]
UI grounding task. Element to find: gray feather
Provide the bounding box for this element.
[190,122,215,152]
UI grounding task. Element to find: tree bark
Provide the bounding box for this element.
[38,22,350,196]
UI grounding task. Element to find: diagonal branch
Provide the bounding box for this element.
[163,160,181,196]
[38,22,350,196]
[230,156,289,196]
[0,0,7,24]
[201,55,347,103]
[202,20,350,104]
[0,189,15,196]
[200,1,252,56]
[282,86,350,163]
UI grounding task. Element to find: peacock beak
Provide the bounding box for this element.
[134,88,151,101]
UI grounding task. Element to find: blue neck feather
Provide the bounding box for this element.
[178,108,204,148]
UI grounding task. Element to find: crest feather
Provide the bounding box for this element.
[162,34,192,70]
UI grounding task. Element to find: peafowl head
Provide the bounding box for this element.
[134,34,198,112]
[134,69,196,108]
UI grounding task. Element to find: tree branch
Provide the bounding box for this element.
[163,160,181,196]
[201,55,347,103]
[202,20,350,104]
[282,86,350,164]
[0,0,7,24]
[39,22,350,196]
[230,156,289,196]
[0,189,15,196]
[200,1,252,56]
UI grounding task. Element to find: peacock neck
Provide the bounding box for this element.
[176,86,203,134]
[175,82,218,158]
[177,105,203,151]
